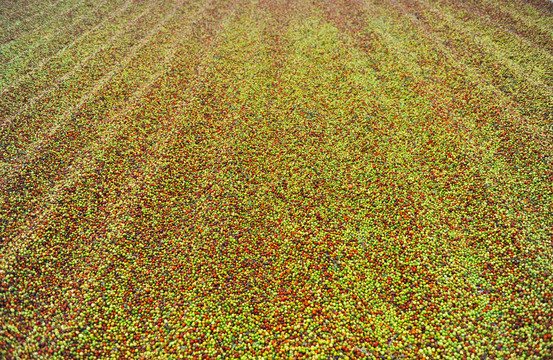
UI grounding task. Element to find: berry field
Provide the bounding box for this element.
[1,0,552,358]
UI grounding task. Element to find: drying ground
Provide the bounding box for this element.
[1,0,553,358]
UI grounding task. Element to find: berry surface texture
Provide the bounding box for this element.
[1,0,552,359]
